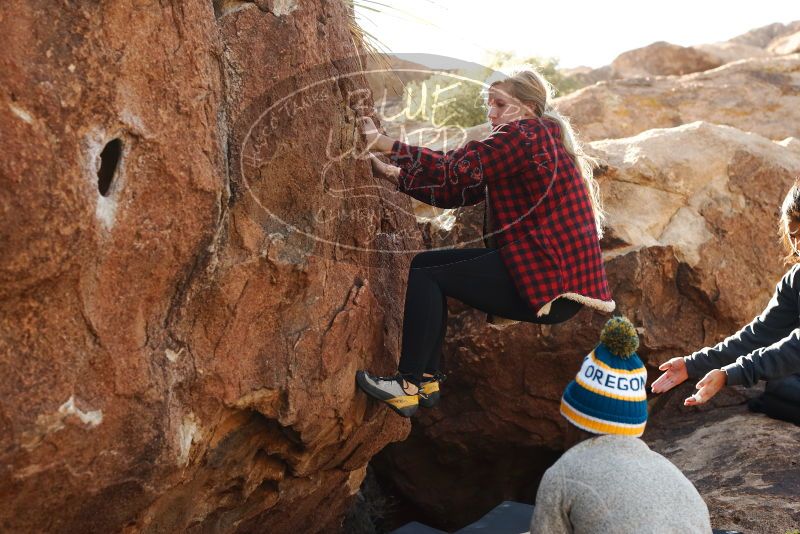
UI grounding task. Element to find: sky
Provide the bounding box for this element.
[354,0,800,69]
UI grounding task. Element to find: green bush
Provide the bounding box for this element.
[398,72,489,129]
[398,53,583,129]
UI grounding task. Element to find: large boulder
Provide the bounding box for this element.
[729,20,800,49]
[562,23,800,91]
[0,2,417,532]
[376,121,800,527]
[769,31,800,55]
[562,22,800,95]
[590,121,800,323]
[695,21,800,65]
[693,41,773,65]
[609,41,722,78]
[560,64,615,87]
[555,54,800,142]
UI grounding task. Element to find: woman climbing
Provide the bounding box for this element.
[355,68,616,417]
[652,178,800,423]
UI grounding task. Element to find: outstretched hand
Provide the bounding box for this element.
[684,369,726,406]
[650,357,689,394]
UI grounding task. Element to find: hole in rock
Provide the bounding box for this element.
[97,138,122,197]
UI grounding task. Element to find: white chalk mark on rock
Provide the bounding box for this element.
[270,0,298,16]
[59,395,103,427]
[165,348,184,363]
[83,128,126,231]
[178,413,202,467]
[9,103,34,124]
[95,196,117,230]
[21,395,103,451]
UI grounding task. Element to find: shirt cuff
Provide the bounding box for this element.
[395,168,410,192]
[721,363,744,387]
[683,355,703,378]
[389,139,414,169]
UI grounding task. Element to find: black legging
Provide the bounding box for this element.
[397,248,582,385]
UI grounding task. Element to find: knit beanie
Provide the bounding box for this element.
[560,316,648,437]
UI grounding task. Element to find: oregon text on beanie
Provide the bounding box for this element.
[560,316,648,437]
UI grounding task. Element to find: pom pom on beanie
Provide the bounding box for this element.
[599,316,639,359]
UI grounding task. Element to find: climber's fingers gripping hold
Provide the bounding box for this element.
[357,116,395,154]
[358,116,380,148]
[368,153,399,186]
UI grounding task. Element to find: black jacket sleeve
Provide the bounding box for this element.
[684,264,800,386]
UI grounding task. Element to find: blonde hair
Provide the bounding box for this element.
[779,178,800,264]
[488,67,606,238]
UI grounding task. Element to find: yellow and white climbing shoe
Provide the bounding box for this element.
[356,371,419,417]
[418,372,446,408]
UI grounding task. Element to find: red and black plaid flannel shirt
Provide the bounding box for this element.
[389,117,615,316]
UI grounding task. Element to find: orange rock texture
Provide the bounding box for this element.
[1,1,420,532]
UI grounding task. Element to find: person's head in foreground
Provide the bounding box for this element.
[530,316,713,534]
[559,315,648,440]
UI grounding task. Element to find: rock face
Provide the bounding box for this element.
[610,41,721,78]
[1,2,418,532]
[556,54,800,142]
[375,121,800,527]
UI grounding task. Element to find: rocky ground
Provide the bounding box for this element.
[647,383,800,534]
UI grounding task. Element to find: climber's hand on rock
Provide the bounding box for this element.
[359,116,379,144]
[358,116,394,153]
[650,357,689,394]
[684,369,726,406]
[368,153,399,186]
